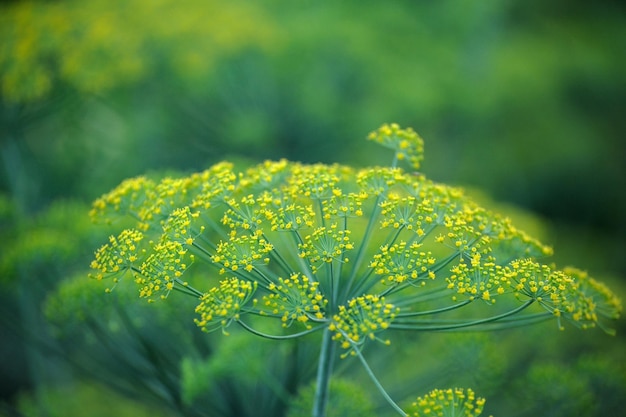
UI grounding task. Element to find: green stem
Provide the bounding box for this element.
[351,341,406,416]
[191,240,215,262]
[260,231,295,276]
[395,299,473,318]
[328,262,337,309]
[312,328,336,417]
[344,194,383,298]
[172,280,204,297]
[291,230,317,281]
[237,320,323,339]
[390,299,535,331]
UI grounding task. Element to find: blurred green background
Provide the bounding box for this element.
[1,0,625,416]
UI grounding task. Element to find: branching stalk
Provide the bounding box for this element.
[312,328,335,417]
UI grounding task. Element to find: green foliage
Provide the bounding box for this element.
[6,382,173,417]
[181,333,314,413]
[0,199,99,284]
[514,363,595,417]
[286,378,377,417]
[575,354,626,415]
[44,270,137,331]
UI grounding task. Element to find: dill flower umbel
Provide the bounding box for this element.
[89,124,621,417]
[407,388,486,417]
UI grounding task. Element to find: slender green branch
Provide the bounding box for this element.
[390,299,535,331]
[317,199,326,228]
[291,230,317,281]
[345,265,377,300]
[391,153,399,169]
[329,261,338,309]
[347,335,406,416]
[200,213,230,241]
[260,231,295,276]
[389,285,450,305]
[395,299,473,318]
[251,267,278,287]
[190,240,215,262]
[173,279,204,297]
[236,319,324,340]
[383,225,406,249]
[334,216,348,301]
[344,194,383,296]
[439,312,554,332]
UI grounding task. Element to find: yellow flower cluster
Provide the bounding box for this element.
[90,176,154,225]
[407,388,486,417]
[367,123,425,169]
[286,163,343,200]
[329,295,399,356]
[88,124,620,350]
[298,226,353,274]
[262,273,326,329]
[190,162,238,210]
[238,159,290,191]
[379,195,431,234]
[356,167,406,196]
[220,192,285,233]
[507,260,622,330]
[321,192,365,220]
[136,237,193,301]
[565,266,621,306]
[195,278,257,335]
[270,200,316,231]
[89,229,144,291]
[446,254,506,302]
[162,207,203,246]
[212,230,273,274]
[370,241,436,286]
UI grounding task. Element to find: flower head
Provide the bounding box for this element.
[262,273,327,329]
[367,123,424,169]
[89,177,155,226]
[407,388,486,417]
[298,226,353,274]
[446,254,505,302]
[195,278,257,335]
[329,294,399,356]
[136,236,194,301]
[371,241,436,286]
[212,230,273,274]
[89,229,144,291]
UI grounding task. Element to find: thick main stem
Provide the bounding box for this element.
[312,327,336,417]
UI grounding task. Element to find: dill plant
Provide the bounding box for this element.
[89,124,621,417]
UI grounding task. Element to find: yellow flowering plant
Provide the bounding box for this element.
[0,0,276,103]
[89,124,621,417]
